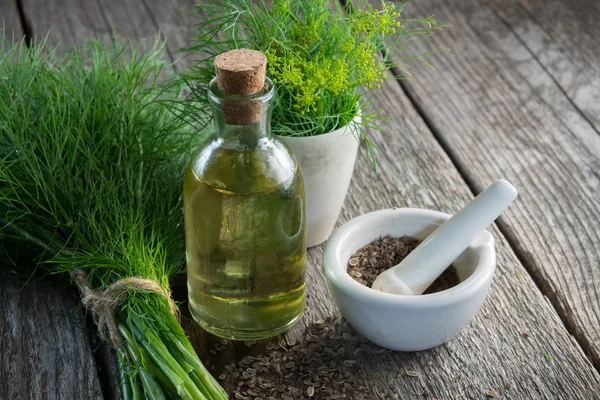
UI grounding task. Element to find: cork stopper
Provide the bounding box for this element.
[214,49,268,125]
[215,49,267,95]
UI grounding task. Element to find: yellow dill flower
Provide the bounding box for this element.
[341,39,355,54]
[304,59,330,88]
[328,59,349,93]
[264,49,282,69]
[272,0,291,16]
[354,41,377,70]
[351,1,401,35]
[378,2,402,34]
[294,82,320,113]
[270,53,303,88]
[351,7,376,34]
[359,62,385,89]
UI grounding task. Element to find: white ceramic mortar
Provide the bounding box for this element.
[323,208,496,351]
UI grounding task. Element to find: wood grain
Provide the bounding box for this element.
[1,0,23,39]
[131,0,197,67]
[0,278,104,400]
[179,71,600,398]
[392,0,600,369]
[19,0,194,54]
[8,1,198,399]
[9,1,600,399]
[494,0,600,136]
[0,6,105,400]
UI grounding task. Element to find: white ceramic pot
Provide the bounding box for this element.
[323,208,496,351]
[279,115,361,247]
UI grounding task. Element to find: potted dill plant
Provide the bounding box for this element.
[182,0,445,247]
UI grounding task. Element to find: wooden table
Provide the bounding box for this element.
[2,0,600,399]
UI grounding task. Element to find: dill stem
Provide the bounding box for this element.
[119,314,178,394]
[166,336,222,400]
[120,321,190,398]
[119,324,167,399]
[170,334,225,400]
[138,367,167,400]
[128,314,207,400]
[130,373,143,400]
[141,347,180,395]
[138,300,226,399]
[117,351,133,400]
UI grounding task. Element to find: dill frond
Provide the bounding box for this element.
[0,36,225,400]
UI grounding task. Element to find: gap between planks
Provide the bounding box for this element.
[393,71,599,372]
[2,3,115,398]
[13,0,32,44]
[489,5,600,143]
[385,1,600,370]
[11,1,600,398]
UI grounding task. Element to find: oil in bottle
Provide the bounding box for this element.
[184,49,306,340]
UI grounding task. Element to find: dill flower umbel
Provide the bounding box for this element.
[183,0,446,157]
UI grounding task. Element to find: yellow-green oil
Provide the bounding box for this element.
[184,138,306,340]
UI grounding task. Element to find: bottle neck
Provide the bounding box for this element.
[212,105,273,147]
[208,77,274,149]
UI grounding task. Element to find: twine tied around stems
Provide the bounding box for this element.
[71,270,178,347]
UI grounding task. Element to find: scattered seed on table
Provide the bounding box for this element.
[222,317,418,399]
[487,389,498,397]
[406,370,420,377]
[307,386,315,397]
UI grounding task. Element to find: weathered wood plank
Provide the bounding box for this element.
[131,0,197,67]
[0,278,104,400]
[179,73,600,398]
[18,0,108,47]
[393,0,600,369]
[1,0,22,39]
[0,4,105,400]
[494,0,600,136]
[19,0,195,62]
[13,1,198,399]
[80,0,600,398]
[18,0,155,47]
[14,1,600,400]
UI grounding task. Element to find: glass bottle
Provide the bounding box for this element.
[184,50,306,340]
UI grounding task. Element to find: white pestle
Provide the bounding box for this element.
[371,180,518,295]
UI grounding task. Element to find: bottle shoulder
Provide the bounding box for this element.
[186,136,302,194]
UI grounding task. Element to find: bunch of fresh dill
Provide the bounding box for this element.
[0,38,226,400]
[181,0,446,163]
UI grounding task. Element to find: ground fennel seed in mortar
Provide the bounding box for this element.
[347,235,459,293]
[206,237,459,399]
